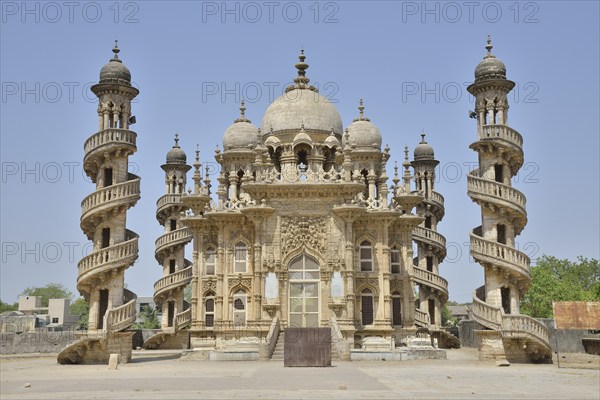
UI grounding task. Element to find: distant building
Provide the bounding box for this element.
[16,296,78,329]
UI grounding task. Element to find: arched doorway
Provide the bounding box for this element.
[288,253,320,328]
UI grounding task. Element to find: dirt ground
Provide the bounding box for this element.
[1,348,598,400]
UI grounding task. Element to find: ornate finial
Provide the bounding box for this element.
[353,98,370,122]
[112,39,120,60]
[486,34,493,54]
[174,133,180,148]
[287,48,316,92]
[393,161,400,182]
[484,34,495,59]
[300,122,305,132]
[420,132,426,143]
[193,144,201,194]
[404,145,410,163]
[234,99,250,123]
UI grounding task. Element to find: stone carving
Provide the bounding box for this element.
[280,217,327,254]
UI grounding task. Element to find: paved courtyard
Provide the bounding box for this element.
[1,349,598,399]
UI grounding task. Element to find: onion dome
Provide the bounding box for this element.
[261,50,343,136]
[166,134,187,164]
[223,100,259,150]
[474,35,507,83]
[414,133,434,160]
[343,99,382,149]
[99,40,132,86]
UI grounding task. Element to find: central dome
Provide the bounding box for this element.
[260,51,343,136]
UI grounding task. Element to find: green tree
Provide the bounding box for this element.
[133,305,160,329]
[19,283,73,307]
[184,284,192,303]
[521,255,600,318]
[69,298,89,330]
[0,300,18,313]
[441,304,457,327]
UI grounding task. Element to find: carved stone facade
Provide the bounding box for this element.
[175,52,450,356]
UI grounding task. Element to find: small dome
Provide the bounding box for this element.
[324,130,341,148]
[99,41,132,85]
[293,125,313,147]
[414,133,434,160]
[166,134,187,164]
[343,99,382,149]
[260,51,343,136]
[474,36,506,82]
[264,135,282,149]
[223,101,259,150]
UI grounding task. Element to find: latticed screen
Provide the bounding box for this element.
[392,297,402,325]
[361,291,374,325]
[205,298,215,327]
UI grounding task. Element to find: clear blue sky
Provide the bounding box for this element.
[1,1,599,304]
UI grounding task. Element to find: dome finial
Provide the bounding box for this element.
[112,39,120,60]
[234,99,251,123]
[353,98,371,122]
[420,131,426,143]
[486,34,493,54]
[174,133,180,148]
[294,49,310,86]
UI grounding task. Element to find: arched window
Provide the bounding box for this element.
[392,292,402,326]
[359,241,373,272]
[234,242,247,273]
[390,246,401,274]
[233,289,246,327]
[361,288,374,326]
[205,292,215,328]
[205,248,216,275]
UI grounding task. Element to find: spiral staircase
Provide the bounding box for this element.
[58,128,140,364]
[411,190,459,348]
[468,124,551,361]
[143,191,193,349]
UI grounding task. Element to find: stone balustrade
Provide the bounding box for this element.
[81,178,140,217]
[413,266,448,294]
[469,233,530,278]
[154,266,193,294]
[84,128,137,159]
[107,298,137,333]
[155,227,193,255]
[414,309,430,327]
[77,237,138,278]
[174,308,192,330]
[502,314,551,348]
[156,193,183,213]
[479,124,523,148]
[413,226,447,249]
[468,172,526,213]
[471,293,503,330]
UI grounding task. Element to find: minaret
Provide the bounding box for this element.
[79,41,140,333]
[151,134,193,335]
[467,36,551,361]
[411,133,448,328]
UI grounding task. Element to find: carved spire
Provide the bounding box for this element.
[112,39,120,61]
[234,99,251,123]
[353,98,370,122]
[286,49,317,92]
[403,145,412,192]
[484,34,496,59]
[193,145,201,194]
